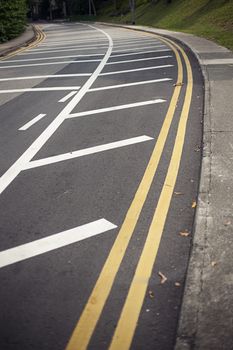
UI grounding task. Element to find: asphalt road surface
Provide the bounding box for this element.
[0,23,203,350]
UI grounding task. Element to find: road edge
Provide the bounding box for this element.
[0,24,43,59]
[94,21,232,349]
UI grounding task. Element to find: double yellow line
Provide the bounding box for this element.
[1,25,45,61]
[66,34,193,350]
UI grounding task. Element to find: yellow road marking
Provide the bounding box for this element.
[66,38,183,350]
[1,25,45,61]
[109,39,193,350]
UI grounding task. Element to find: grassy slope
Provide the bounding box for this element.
[97,0,233,50]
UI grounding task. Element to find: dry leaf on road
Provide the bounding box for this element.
[148,290,155,298]
[158,271,167,284]
[179,231,190,237]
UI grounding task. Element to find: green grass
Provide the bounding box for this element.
[95,0,233,51]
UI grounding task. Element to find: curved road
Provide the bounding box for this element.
[0,23,203,350]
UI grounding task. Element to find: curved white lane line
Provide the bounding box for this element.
[0,24,113,195]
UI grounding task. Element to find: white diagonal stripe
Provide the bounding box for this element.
[68,99,166,119]
[0,87,81,94]
[19,114,47,131]
[89,78,172,92]
[106,55,172,65]
[24,136,153,170]
[59,91,78,102]
[0,74,92,82]
[110,49,171,58]
[0,219,117,269]
[0,59,101,69]
[100,65,173,76]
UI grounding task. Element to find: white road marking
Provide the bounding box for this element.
[0,59,101,69]
[19,114,47,131]
[68,99,166,119]
[24,44,108,55]
[114,42,164,49]
[0,87,81,94]
[113,45,166,53]
[89,78,172,92]
[0,74,92,82]
[59,91,78,102]
[0,24,113,195]
[106,55,172,65]
[24,135,153,170]
[3,53,106,63]
[111,49,171,58]
[113,38,161,45]
[39,37,107,46]
[100,65,173,76]
[0,219,117,269]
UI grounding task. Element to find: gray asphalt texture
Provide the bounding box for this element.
[0,23,203,350]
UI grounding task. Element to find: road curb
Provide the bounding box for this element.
[0,24,44,59]
[95,21,233,349]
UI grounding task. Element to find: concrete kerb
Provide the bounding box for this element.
[0,24,38,58]
[95,22,225,349]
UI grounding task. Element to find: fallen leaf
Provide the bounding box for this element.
[148,290,154,299]
[158,271,167,284]
[192,201,197,208]
[173,82,184,87]
[179,231,190,237]
[211,261,217,267]
[175,282,181,287]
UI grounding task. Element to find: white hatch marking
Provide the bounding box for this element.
[89,78,172,92]
[2,54,106,63]
[0,74,92,82]
[0,219,117,269]
[0,24,113,195]
[68,99,166,119]
[0,25,113,194]
[0,87,81,94]
[24,136,153,170]
[100,65,173,76]
[0,59,101,69]
[107,55,172,65]
[59,91,78,103]
[19,114,47,131]
[111,49,171,58]
[113,45,166,53]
